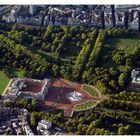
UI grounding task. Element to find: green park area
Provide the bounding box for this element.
[83,84,99,97]
[0,70,10,95]
[106,37,139,51]
[0,67,24,95]
[75,100,97,111]
[100,37,140,68]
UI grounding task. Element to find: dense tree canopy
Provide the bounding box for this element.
[1,22,140,135]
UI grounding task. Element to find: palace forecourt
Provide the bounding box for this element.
[2,77,101,117]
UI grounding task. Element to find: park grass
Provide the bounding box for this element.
[100,37,140,68]
[83,84,99,97]
[0,67,24,94]
[75,100,97,111]
[0,70,10,95]
[106,37,139,51]
[125,40,140,54]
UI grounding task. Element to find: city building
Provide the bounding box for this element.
[37,120,52,135]
[17,16,43,26]
[131,69,140,88]
[0,6,11,17]
[29,5,37,16]
[3,78,51,100]
[24,121,34,135]
[0,108,30,135]
[38,120,52,130]
[1,5,140,30]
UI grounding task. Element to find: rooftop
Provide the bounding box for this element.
[3,78,51,100]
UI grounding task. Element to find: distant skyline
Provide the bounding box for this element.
[1,5,140,30]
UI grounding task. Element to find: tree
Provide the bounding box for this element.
[16,98,29,108]
[81,33,87,40]
[52,65,60,77]
[118,125,131,135]
[86,30,106,70]
[118,126,126,135]
[0,34,51,79]
[125,125,131,135]
[112,51,125,65]
[118,73,128,88]
[44,25,54,42]
[73,29,98,81]
[4,100,14,107]
[8,30,33,44]
[126,58,133,66]
[29,99,39,111]
[119,91,127,97]
[30,112,39,127]
[109,80,117,89]
[77,123,82,131]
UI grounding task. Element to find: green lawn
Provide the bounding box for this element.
[0,67,25,94]
[75,100,97,111]
[106,37,139,51]
[0,70,10,94]
[100,37,140,68]
[125,40,140,54]
[83,84,99,97]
